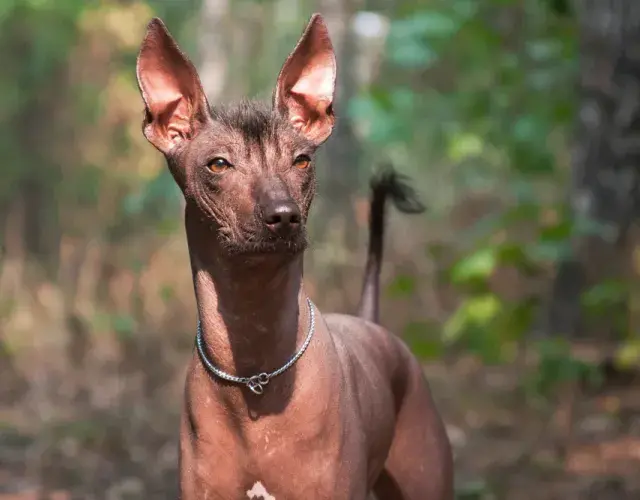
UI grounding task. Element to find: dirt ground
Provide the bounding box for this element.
[2,342,640,500]
[428,353,640,499]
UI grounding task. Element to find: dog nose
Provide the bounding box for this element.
[263,201,301,236]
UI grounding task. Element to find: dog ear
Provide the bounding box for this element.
[136,18,210,155]
[273,14,337,146]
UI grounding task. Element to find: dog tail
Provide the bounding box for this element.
[357,165,425,324]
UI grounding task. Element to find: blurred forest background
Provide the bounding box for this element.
[2,0,640,498]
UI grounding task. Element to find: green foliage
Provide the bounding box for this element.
[444,294,501,343]
[582,280,628,311]
[112,313,137,341]
[449,247,497,285]
[387,274,417,298]
[1,0,634,413]
[122,170,182,235]
[403,321,444,359]
[363,0,629,395]
[524,338,601,398]
[455,479,495,500]
[387,10,464,68]
[0,0,86,197]
[616,340,640,369]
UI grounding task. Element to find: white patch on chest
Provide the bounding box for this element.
[246,481,276,500]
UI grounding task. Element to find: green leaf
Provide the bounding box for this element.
[615,340,640,369]
[498,298,538,339]
[513,115,545,144]
[539,218,572,242]
[403,321,443,359]
[450,247,497,284]
[443,304,467,343]
[527,339,600,397]
[582,280,627,309]
[389,41,438,69]
[387,274,416,298]
[349,94,401,143]
[495,243,540,275]
[443,294,502,342]
[509,142,556,175]
[455,478,491,498]
[447,132,483,162]
[466,294,502,323]
[496,243,526,265]
[387,10,460,69]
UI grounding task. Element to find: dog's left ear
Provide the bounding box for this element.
[136,18,210,156]
[273,14,337,145]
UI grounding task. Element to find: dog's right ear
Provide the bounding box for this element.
[136,18,210,155]
[273,14,337,146]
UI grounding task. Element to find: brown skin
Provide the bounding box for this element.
[136,14,453,500]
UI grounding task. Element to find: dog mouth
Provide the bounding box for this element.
[219,226,308,256]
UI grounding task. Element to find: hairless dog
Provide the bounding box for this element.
[136,13,453,499]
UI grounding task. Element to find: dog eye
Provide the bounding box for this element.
[208,157,231,173]
[293,155,311,170]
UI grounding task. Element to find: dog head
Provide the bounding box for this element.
[136,15,336,256]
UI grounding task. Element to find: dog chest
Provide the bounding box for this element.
[182,409,370,499]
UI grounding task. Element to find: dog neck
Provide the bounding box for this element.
[185,208,308,390]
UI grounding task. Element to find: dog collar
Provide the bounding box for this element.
[195,297,316,395]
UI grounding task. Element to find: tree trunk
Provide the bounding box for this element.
[193,0,231,217]
[315,0,363,249]
[198,0,230,104]
[546,0,640,339]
